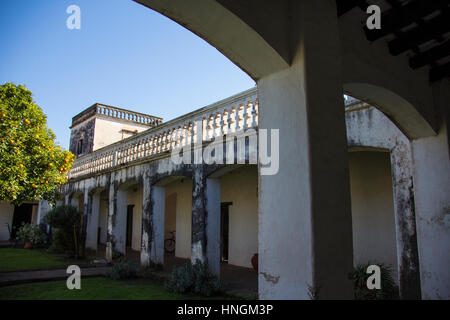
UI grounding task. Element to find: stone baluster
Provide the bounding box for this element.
[234,105,240,132]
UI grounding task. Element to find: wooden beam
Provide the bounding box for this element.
[388,10,450,56]
[363,0,448,42]
[336,0,366,17]
[410,40,450,69]
[430,61,450,82]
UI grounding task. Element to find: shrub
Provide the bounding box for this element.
[353,262,399,300]
[165,260,221,297]
[107,261,139,280]
[44,205,82,257]
[15,223,47,247]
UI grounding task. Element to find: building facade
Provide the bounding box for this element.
[58,87,448,299]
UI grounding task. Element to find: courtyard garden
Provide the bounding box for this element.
[0,277,228,300]
[0,247,87,273]
[0,246,237,300]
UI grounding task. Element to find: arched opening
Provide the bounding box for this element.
[154,175,193,270]
[348,150,399,285]
[85,188,108,258]
[208,164,258,295]
[69,191,84,213]
[344,83,436,139]
[107,180,143,263]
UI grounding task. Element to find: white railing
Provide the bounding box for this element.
[95,104,163,126]
[68,88,258,179]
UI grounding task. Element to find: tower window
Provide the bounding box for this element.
[77,139,83,155]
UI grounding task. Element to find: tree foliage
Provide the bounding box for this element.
[0,83,75,205]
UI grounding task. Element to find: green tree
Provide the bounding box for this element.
[0,83,75,205]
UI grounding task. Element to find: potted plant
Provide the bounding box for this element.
[15,223,47,249]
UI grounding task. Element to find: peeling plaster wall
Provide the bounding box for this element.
[0,201,14,241]
[37,200,53,225]
[69,118,96,156]
[220,166,258,268]
[346,105,422,299]
[412,122,450,300]
[349,151,399,283]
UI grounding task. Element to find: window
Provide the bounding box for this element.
[77,139,83,155]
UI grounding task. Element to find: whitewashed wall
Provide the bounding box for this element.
[93,118,150,151]
[349,151,399,283]
[165,179,192,259]
[221,166,258,268]
[99,197,108,244]
[127,185,143,251]
[165,193,177,241]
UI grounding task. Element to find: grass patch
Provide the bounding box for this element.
[0,248,87,272]
[0,277,235,300]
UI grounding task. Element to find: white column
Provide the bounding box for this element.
[106,181,127,261]
[412,121,450,300]
[258,1,353,299]
[141,174,166,267]
[85,192,101,251]
[151,185,165,265]
[191,165,206,263]
[206,178,221,276]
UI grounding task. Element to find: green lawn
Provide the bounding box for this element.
[0,277,231,300]
[0,248,84,272]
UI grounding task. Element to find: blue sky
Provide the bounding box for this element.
[0,0,255,148]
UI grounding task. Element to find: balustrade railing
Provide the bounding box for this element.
[68,88,258,179]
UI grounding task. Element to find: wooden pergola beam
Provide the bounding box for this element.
[363,0,448,42]
[388,10,450,56]
[410,40,450,69]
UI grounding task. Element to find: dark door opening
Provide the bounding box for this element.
[221,202,232,263]
[97,227,101,244]
[126,205,134,247]
[11,204,33,238]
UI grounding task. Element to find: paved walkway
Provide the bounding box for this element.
[0,266,111,287]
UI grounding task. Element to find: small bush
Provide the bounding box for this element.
[15,223,47,247]
[165,260,221,297]
[44,205,82,257]
[353,262,399,300]
[107,261,139,280]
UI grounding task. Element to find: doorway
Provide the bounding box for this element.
[11,204,33,238]
[221,202,232,263]
[126,205,134,247]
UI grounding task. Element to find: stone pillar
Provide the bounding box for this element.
[106,180,127,261]
[206,178,221,275]
[64,194,70,206]
[412,122,450,300]
[191,165,207,263]
[85,191,101,251]
[258,1,353,299]
[141,176,165,267]
[152,185,165,265]
[390,143,421,299]
[80,188,89,257]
